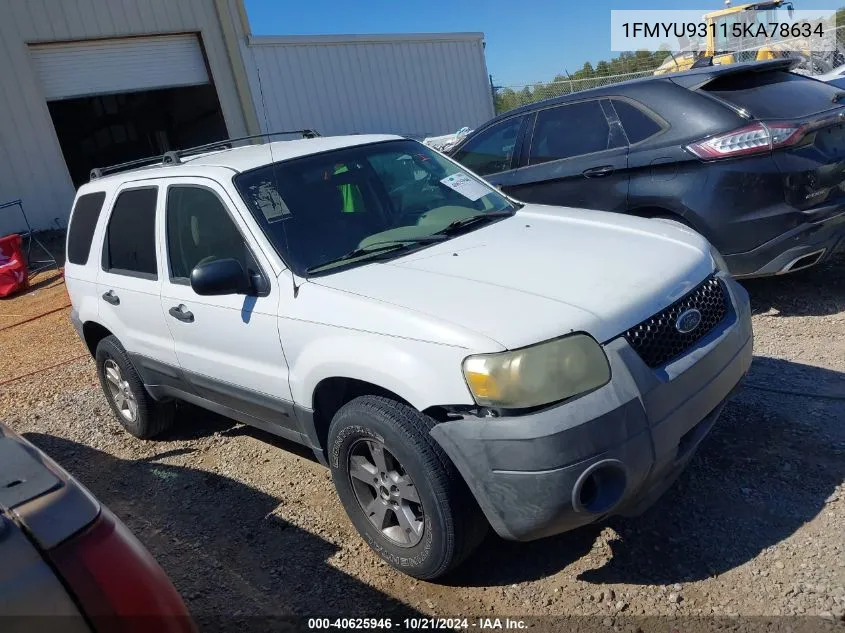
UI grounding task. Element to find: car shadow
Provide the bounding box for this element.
[153,402,238,441]
[155,403,321,463]
[23,431,423,629]
[742,252,845,317]
[445,356,845,587]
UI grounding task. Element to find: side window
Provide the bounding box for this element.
[452,116,523,176]
[102,188,158,278]
[529,101,614,165]
[67,192,106,265]
[612,99,662,144]
[166,186,253,281]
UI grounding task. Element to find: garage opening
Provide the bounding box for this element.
[48,85,227,186]
[31,34,228,187]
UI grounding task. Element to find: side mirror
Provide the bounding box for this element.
[190,258,252,296]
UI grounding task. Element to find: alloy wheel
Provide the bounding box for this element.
[103,359,138,423]
[347,438,425,547]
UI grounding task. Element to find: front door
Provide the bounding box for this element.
[158,178,298,434]
[450,114,527,192]
[507,99,629,212]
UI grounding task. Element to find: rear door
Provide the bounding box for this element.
[450,114,528,191]
[701,70,845,211]
[95,184,178,373]
[506,98,629,211]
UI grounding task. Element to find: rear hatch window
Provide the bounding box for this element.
[702,70,842,119]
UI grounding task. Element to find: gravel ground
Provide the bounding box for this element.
[1,255,844,630]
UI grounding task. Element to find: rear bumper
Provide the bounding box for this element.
[725,208,845,278]
[430,274,753,541]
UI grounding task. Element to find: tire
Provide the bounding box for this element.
[95,336,175,439]
[328,396,487,580]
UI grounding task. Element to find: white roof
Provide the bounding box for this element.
[83,134,404,188]
[187,134,402,172]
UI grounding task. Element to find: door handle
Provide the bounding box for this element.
[582,165,615,178]
[168,304,194,323]
[102,290,120,306]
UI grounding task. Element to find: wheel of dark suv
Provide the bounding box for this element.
[328,396,487,580]
[95,336,175,439]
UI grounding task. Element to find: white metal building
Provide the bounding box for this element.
[0,0,258,234]
[243,33,494,140]
[0,0,494,233]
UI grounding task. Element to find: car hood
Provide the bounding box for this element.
[309,205,715,349]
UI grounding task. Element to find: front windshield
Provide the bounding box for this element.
[233,139,516,275]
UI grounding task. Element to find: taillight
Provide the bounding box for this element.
[686,121,806,160]
[47,509,196,633]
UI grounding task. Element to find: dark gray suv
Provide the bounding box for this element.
[450,59,845,278]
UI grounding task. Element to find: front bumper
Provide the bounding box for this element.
[430,273,753,541]
[725,208,845,278]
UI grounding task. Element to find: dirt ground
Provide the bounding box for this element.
[1,251,843,630]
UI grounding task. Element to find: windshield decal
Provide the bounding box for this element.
[439,173,490,202]
[247,180,291,222]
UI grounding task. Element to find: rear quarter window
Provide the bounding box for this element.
[702,71,842,119]
[612,99,663,144]
[66,192,106,265]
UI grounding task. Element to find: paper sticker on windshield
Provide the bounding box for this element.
[248,181,291,222]
[440,173,490,201]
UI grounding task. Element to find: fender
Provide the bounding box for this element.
[288,330,477,411]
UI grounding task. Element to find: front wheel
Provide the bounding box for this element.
[328,396,487,580]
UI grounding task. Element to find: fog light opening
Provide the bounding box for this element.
[572,460,628,514]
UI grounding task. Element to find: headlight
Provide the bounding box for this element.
[709,243,729,273]
[462,334,611,410]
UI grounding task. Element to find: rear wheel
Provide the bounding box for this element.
[328,396,487,579]
[95,336,175,439]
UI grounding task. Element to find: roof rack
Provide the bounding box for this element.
[89,129,321,181]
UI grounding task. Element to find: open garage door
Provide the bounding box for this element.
[31,35,227,187]
[31,35,210,100]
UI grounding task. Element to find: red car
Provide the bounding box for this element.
[0,422,195,633]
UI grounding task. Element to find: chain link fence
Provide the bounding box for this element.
[494,68,659,113]
[494,24,845,114]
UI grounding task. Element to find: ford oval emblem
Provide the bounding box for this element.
[676,308,702,334]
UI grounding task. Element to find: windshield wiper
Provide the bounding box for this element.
[432,211,514,236]
[305,236,447,274]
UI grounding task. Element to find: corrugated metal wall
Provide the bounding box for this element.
[0,0,251,232]
[245,34,495,140]
[0,0,495,233]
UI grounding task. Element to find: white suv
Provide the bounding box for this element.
[65,133,753,580]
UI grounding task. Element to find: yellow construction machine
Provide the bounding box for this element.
[652,1,809,75]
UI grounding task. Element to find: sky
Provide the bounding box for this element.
[244,0,841,88]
